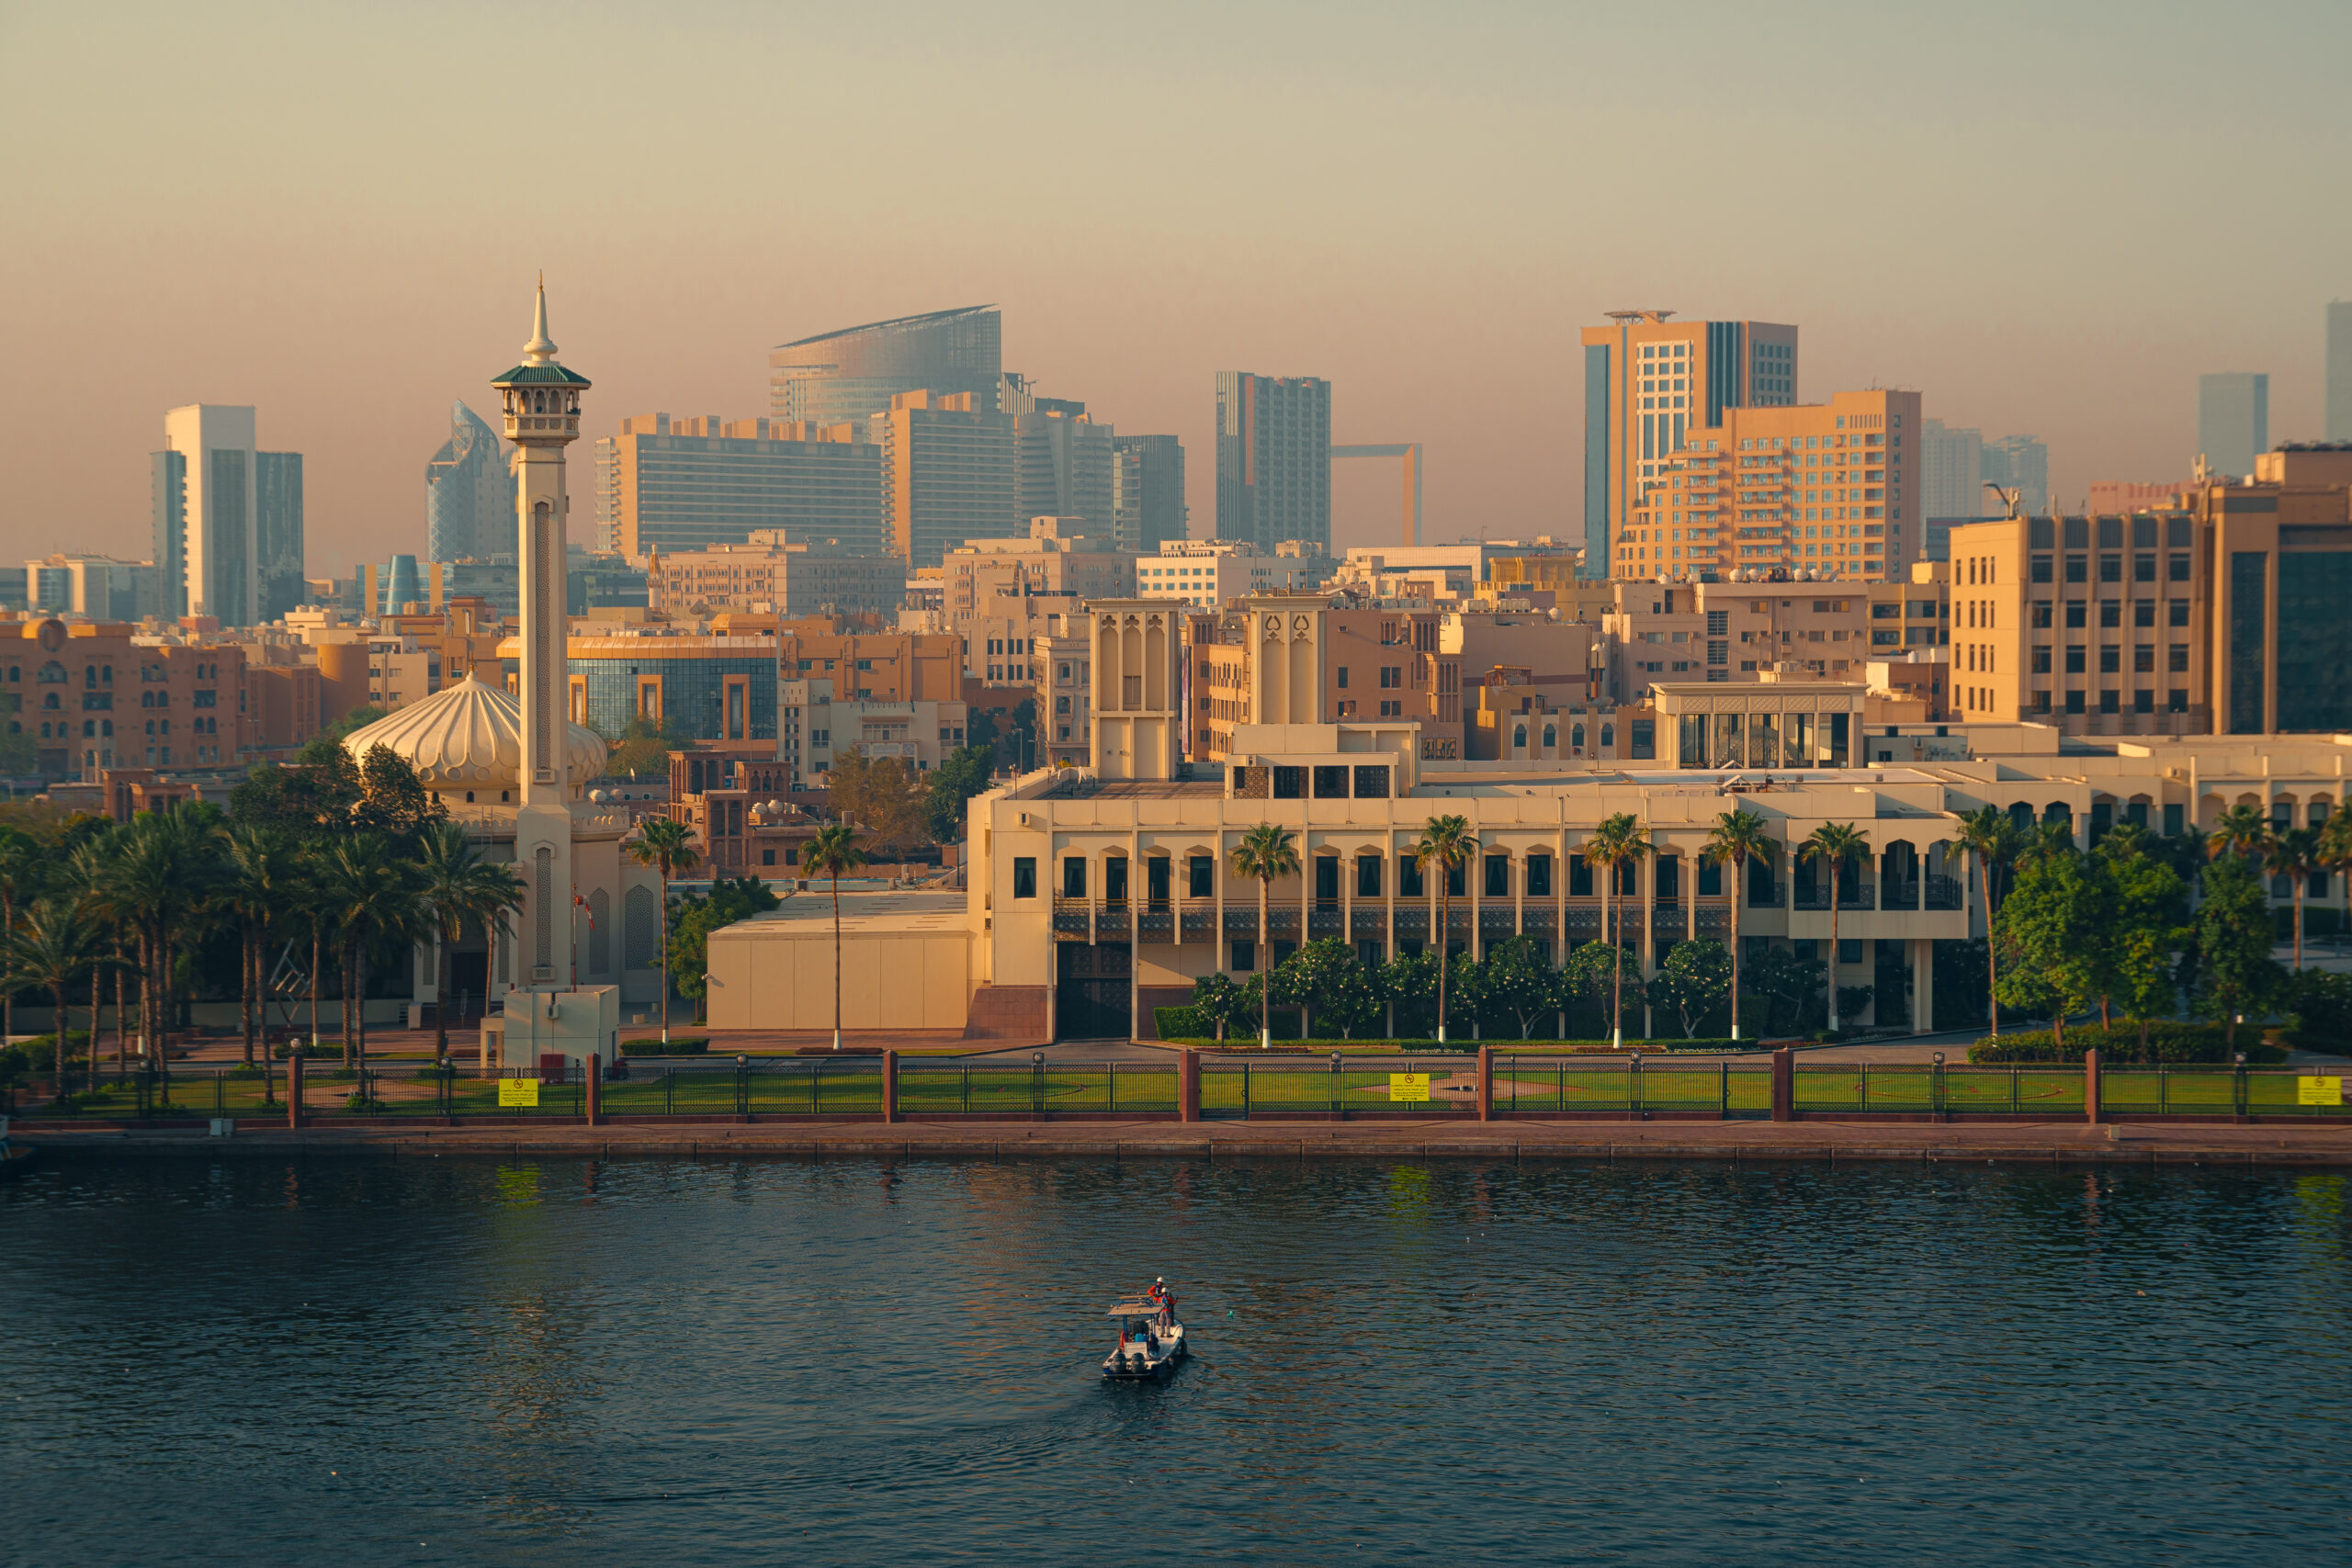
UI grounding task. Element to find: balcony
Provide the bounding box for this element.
[1792,885,1875,912]
[1181,902,1217,939]
[1394,906,1430,937]
[1136,903,1174,943]
[1223,907,1261,937]
[1521,905,1557,931]
[1351,904,1388,938]
[1747,883,1785,909]
[1652,899,1686,935]
[1265,906,1300,937]
[1693,898,1731,937]
[1881,879,1919,912]
[1052,897,1091,941]
[1309,901,1345,939]
[1096,899,1131,938]
[1925,874,1964,911]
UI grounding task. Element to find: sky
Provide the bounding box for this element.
[3,0,2348,572]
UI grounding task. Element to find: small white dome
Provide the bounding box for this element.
[342,673,608,791]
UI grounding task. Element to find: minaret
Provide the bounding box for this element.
[492,278,592,985]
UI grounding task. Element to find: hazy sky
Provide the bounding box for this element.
[4,1,2347,571]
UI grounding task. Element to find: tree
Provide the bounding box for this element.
[1282,938,1385,1040]
[1993,843,2115,1049]
[0,825,47,1055]
[2206,802,2273,865]
[666,876,781,1024]
[100,803,225,1071]
[1747,946,1829,1034]
[924,744,998,844]
[1954,805,2020,1034]
[2190,853,2286,1051]
[3,898,103,1099]
[2265,827,2321,970]
[313,833,426,1070]
[1478,935,1560,1040]
[802,823,867,1050]
[1648,940,1734,1039]
[1700,808,1773,1043]
[220,825,302,1067]
[597,713,690,779]
[1412,815,1480,1043]
[1798,823,1871,1033]
[627,816,700,1046]
[1381,949,1440,1038]
[1582,813,1650,1047]
[1565,941,1642,1038]
[1231,824,1300,1049]
[1188,971,1249,1043]
[414,823,525,1063]
[2102,830,2190,1050]
[827,747,926,855]
[2320,808,2352,947]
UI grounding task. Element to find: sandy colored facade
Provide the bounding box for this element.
[1190,597,1464,763]
[1601,570,1951,709]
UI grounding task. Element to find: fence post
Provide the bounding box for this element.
[287,1052,304,1131]
[1180,1049,1201,1123]
[586,1052,602,1128]
[2083,1046,2100,1126]
[1476,1044,1494,1122]
[1770,1046,1792,1122]
[882,1049,899,1124]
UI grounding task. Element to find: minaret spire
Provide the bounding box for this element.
[524,272,557,366]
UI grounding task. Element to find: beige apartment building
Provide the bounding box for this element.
[594,413,886,560]
[645,534,903,618]
[945,518,1134,683]
[1617,389,1923,581]
[1944,446,2352,737]
[1601,571,1951,709]
[1191,597,1464,763]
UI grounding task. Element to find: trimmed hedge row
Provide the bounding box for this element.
[620,1038,708,1056]
[1967,1022,2286,1066]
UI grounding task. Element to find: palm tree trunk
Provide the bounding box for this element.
[1608,868,1623,1050]
[1728,856,1742,1042]
[1436,877,1449,1044]
[310,928,323,1055]
[242,924,258,1067]
[85,965,99,1097]
[831,872,843,1051]
[1982,853,1999,1035]
[341,939,357,1067]
[434,930,450,1062]
[1259,877,1271,1049]
[1826,892,1840,1035]
[2,892,12,1048]
[113,951,127,1083]
[2293,882,2304,970]
[657,866,671,1046]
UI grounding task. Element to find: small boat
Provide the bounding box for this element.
[1101,1291,1187,1382]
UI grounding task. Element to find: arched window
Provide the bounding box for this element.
[37,662,65,683]
[589,888,612,974]
[41,694,58,710]
[625,885,657,969]
[1600,723,1615,748]
[100,720,112,737]
[1571,723,1585,749]
[1543,724,1556,749]
[1513,726,1527,750]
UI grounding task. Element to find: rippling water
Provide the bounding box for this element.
[6,1152,2348,1565]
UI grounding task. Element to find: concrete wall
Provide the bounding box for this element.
[705,923,970,1031]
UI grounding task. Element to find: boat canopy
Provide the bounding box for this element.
[1107,1298,1166,1316]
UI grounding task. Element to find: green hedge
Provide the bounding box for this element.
[1159,1036,1754,1054]
[621,1038,708,1055]
[2,1032,94,1072]
[1967,1022,2285,1066]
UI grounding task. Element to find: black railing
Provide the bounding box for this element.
[1925,874,1963,910]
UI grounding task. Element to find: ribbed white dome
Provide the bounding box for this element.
[342,674,607,790]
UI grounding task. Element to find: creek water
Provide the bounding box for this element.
[5,1153,2347,1565]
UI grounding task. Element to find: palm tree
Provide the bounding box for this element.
[1411,815,1480,1044]
[1799,822,1871,1034]
[1701,808,1774,1043]
[628,817,701,1047]
[415,822,526,1063]
[313,834,427,1072]
[1231,824,1301,1049]
[222,824,301,1067]
[2320,809,2352,955]
[2267,826,2321,971]
[0,825,42,1050]
[1583,813,1650,1048]
[4,898,103,1100]
[1954,805,2018,1035]
[2207,802,2273,864]
[802,822,868,1052]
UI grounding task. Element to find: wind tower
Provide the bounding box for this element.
[492,279,592,984]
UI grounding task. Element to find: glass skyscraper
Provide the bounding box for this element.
[2199,372,2269,479]
[424,400,514,562]
[768,306,1002,426]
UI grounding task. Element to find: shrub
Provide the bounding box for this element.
[621,1038,707,1055]
[342,1092,390,1113]
[1152,1006,1210,1040]
[2286,970,2352,1051]
[269,1042,342,1060]
[6,1032,95,1072]
[1967,1021,2285,1066]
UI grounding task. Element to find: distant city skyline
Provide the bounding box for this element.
[4,5,2348,570]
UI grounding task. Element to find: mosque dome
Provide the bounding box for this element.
[341,673,607,790]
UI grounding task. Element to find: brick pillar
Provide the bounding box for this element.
[1770,1046,1793,1122]
[287,1052,304,1131]
[882,1049,899,1123]
[1179,1048,1200,1122]
[585,1052,602,1127]
[1476,1044,1494,1122]
[2084,1046,2100,1125]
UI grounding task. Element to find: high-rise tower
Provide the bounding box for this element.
[492,280,592,984]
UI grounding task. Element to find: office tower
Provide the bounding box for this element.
[2199,373,2268,479]
[424,400,514,563]
[382,554,424,614]
[868,389,1016,567]
[20,554,158,620]
[1981,435,2050,515]
[1112,434,1187,554]
[2327,301,2352,442]
[1579,312,1801,577]
[1920,419,1988,519]
[152,404,302,626]
[598,414,886,561]
[1215,372,1331,552]
[1620,389,1919,582]
[1012,406,1114,535]
[768,306,1002,426]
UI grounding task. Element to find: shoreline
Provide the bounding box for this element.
[16,1119,2352,1168]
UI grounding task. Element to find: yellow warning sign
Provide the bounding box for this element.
[2297,1077,2343,1107]
[1388,1073,1430,1102]
[499,1077,540,1108]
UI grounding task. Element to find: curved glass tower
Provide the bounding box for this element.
[768,306,1001,426]
[424,400,515,561]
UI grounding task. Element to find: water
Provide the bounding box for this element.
[6,1153,2348,1566]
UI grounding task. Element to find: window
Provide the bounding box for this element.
[2064,647,2086,674]
[2169,554,2190,582]
[2168,690,2188,713]
[2065,601,2086,629]
[2065,690,2086,715]
[1012,857,1036,898]
[2031,601,2053,629]
[1335,666,1348,689]
[2169,600,2190,628]
[2169,645,2188,672]
[2134,600,2156,628]
[2099,601,2121,628]
[1062,857,1087,898]
[1231,940,1256,973]
[2032,647,2052,674]
[2134,646,2155,673]
[2098,647,2120,674]
[2099,690,2120,714]
[1190,855,1214,897]
[2099,555,2121,583]
[2134,554,2156,582]
[2030,556,2052,583]
[2134,690,2154,714]
[2065,556,2087,583]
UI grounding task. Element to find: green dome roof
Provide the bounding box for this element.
[492,362,592,388]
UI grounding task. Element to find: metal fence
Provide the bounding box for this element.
[6,1057,2346,1122]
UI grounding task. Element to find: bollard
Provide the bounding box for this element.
[1770,1046,1793,1122]
[585,1052,602,1128]
[1476,1044,1494,1122]
[881,1049,899,1123]
[1179,1048,1201,1123]
[287,1052,304,1131]
[2083,1046,2100,1126]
